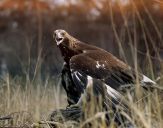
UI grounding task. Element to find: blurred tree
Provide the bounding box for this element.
[0,0,162,78]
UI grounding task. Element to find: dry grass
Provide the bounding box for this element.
[0,75,67,127]
[0,74,162,128]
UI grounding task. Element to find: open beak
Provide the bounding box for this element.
[53,31,63,46]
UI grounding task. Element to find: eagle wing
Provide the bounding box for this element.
[66,49,157,106]
[70,50,136,90]
[69,50,137,107]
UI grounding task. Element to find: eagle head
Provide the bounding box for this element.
[53,29,67,46]
[53,29,74,47]
[53,29,79,61]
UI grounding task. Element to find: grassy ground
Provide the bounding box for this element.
[0,75,67,127]
[0,73,162,128]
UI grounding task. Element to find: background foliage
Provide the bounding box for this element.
[0,0,162,80]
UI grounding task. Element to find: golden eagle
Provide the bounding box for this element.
[53,29,156,106]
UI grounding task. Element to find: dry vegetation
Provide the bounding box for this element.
[0,75,67,127]
[0,0,163,127]
[0,75,163,128]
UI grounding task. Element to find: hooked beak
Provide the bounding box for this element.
[53,30,64,46]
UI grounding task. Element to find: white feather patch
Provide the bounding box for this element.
[74,71,81,83]
[87,75,93,87]
[96,61,100,68]
[142,75,156,84]
[96,61,105,69]
[105,84,121,99]
[86,75,121,99]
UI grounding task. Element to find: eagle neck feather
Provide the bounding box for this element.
[59,38,80,63]
[68,35,78,49]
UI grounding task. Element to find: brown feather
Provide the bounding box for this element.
[53,29,156,106]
